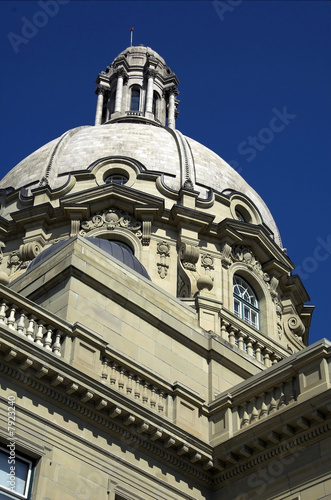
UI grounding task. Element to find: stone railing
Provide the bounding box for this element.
[0,285,72,357]
[126,110,143,117]
[101,358,170,418]
[210,339,331,445]
[236,376,297,430]
[219,312,287,367]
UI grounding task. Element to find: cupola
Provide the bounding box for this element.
[94,45,180,128]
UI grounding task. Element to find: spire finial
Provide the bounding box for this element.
[130,27,134,47]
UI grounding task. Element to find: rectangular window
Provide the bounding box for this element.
[234,299,241,317]
[0,447,33,499]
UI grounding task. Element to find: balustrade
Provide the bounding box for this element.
[103,359,168,416]
[220,317,284,367]
[0,299,63,356]
[237,376,298,429]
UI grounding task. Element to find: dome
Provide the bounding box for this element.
[27,236,150,279]
[0,122,281,246]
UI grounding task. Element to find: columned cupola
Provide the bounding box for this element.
[94,45,180,128]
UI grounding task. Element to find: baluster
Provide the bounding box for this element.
[135,376,141,399]
[260,392,268,418]
[158,390,165,413]
[250,397,259,422]
[101,358,108,381]
[142,381,149,404]
[241,402,249,427]
[228,326,236,345]
[220,319,229,340]
[254,342,263,363]
[246,339,253,357]
[150,386,157,408]
[16,311,26,336]
[263,348,272,367]
[278,382,286,408]
[7,305,17,330]
[269,388,277,413]
[126,373,133,395]
[35,321,44,346]
[118,367,125,390]
[0,301,7,324]
[44,326,53,350]
[53,331,62,356]
[25,315,35,340]
[109,362,117,385]
[238,333,244,350]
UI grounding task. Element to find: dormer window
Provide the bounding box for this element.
[130,86,140,111]
[233,275,259,329]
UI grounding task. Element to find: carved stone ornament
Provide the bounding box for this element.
[179,243,199,271]
[80,209,142,238]
[157,241,170,279]
[283,314,305,340]
[219,243,232,269]
[201,253,214,271]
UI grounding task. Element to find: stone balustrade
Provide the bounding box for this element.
[102,358,170,417]
[0,285,71,357]
[237,376,297,429]
[220,314,285,367]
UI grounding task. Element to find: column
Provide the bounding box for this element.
[168,90,175,129]
[114,69,125,113]
[94,86,105,125]
[145,70,155,114]
[168,87,178,129]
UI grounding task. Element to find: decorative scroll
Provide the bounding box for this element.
[179,243,199,272]
[284,315,305,339]
[157,241,170,279]
[80,208,142,238]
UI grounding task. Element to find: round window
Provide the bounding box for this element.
[105,173,129,186]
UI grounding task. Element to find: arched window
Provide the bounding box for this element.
[152,91,159,118]
[130,86,140,111]
[233,276,259,329]
[109,91,115,115]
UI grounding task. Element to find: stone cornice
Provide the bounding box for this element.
[0,329,330,487]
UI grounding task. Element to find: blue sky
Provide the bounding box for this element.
[0,1,330,345]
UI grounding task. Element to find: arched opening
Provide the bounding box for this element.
[233,275,260,329]
[152,91,159,119]
[130,86,140,111]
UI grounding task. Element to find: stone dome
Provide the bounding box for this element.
[0,121,281,246]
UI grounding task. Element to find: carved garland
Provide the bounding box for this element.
[80,209,142,239]
[156,241,170,279]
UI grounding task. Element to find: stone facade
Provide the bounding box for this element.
[0,46,330,500]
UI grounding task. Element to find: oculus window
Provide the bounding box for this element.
[233,276,259,329]
[105,174,128,186]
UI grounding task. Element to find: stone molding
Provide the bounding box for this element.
[80,208,142,238]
